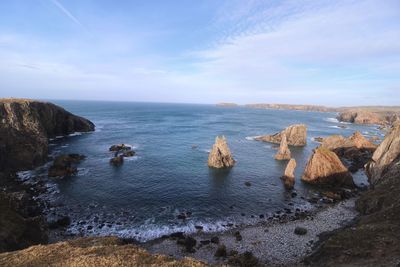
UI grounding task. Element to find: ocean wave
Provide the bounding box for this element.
[324,117,339,123]
[68,132,83,137]
[245,136,258,141]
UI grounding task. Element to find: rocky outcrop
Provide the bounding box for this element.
[281,159,296,189]
[0,173,48,253]
[109,144,132,152]
[306,127,400,266]
[0,237,208,267]
[48,154,85,177]
[208,136,235,168]
[245,103,335,112]
[366,125,400,185]
[0,99,95,171]
[109,144,135,166]
[321,132,377,172]
[337,110,384,125]
[274,133,291,160]
[301,147,354,187]
[255,124,307,146]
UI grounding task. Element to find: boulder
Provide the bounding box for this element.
[48,154,85,177]
[301,147,354,187]
[281,159,296,189]
[366,125,400,185]
[110,155,124,166]
[109,144,132,152]
[122,150,135,157]
[274,133,291,160]
[208,136,235,168]
[255,124,307,146]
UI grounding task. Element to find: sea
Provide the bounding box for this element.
[17,100,383,242]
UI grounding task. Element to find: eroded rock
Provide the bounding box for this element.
[281,158,296,190]
[208,136,235,168]
[255,124,307,146]
[301,147,354,187]
[48,154,85,177]
[274,133,291,160]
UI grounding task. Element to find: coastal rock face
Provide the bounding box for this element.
[337,110,384,125]
[307,128,400,267]
[281,159,296,189]
[0,237,208,267]
[0,99,95,171]
[301,147,354,187]
[322,131,377,172]
[274,133,291,160]
[366,125,400,185]
[208,136,235,168]
[255,124,307,146]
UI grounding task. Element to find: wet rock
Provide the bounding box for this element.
[214,244,227,258]
[255,124,307,146]
[208,136,235,168]
[281,158,296,190]
[122,150,135,157]
[109,144,132,152]
[301,147,354,187]
[48,154,85,177]
[169,232,185,240]
[244,181,251,187]
[294,227,308,235]
[200,240,210,245]
[109,155,124,166]
[194,225,203,230]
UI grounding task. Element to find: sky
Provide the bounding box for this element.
[0,0,399,106]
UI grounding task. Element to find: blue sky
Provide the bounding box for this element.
[0,0,399,106]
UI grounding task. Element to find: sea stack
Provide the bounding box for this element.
[281,158,296,189]
[274,133,291,160]
[208,136,235,168]
[301,147,354,187]
[255,124,307,146]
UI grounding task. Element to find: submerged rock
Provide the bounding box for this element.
[274,133,291,160]
[294,227,307,235]
[255,124,307,146]
[109,155,124,166]
[281,158,296,190]
[208,136,235,168]
[301,147,354,187]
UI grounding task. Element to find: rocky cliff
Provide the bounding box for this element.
[307,125,400,266]
[0,99,94,171]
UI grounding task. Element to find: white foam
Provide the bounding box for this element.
[324,117,339,123]
[245,136,258,141]
[68,132,83,137]
[16,170,35,181]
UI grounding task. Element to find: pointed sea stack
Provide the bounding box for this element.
[274,133,291,160]
[301,147,354,187]
[281,158,296,189]
[208,136,235,168]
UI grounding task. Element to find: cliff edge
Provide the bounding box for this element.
[0,99,94,171]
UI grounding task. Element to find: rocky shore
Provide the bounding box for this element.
[1,98,399,266]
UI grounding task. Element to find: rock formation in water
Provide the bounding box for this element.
[337,110,384,125]
[255,124,307,146]
[274,133,291,160]
[321,131,377,172]
[301,147,354,187]
[109,144,135,166]
[48,154,86,177]
[281,158,296,189]
[208,136,235,168]
[0,99,95,171]
[306,125,400,266]
[0,237,208,267]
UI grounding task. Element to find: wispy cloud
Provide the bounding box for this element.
[49,0,84,28]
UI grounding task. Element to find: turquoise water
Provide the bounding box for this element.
[31,101,381,241]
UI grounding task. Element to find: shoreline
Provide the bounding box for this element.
[143,198,358,266]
